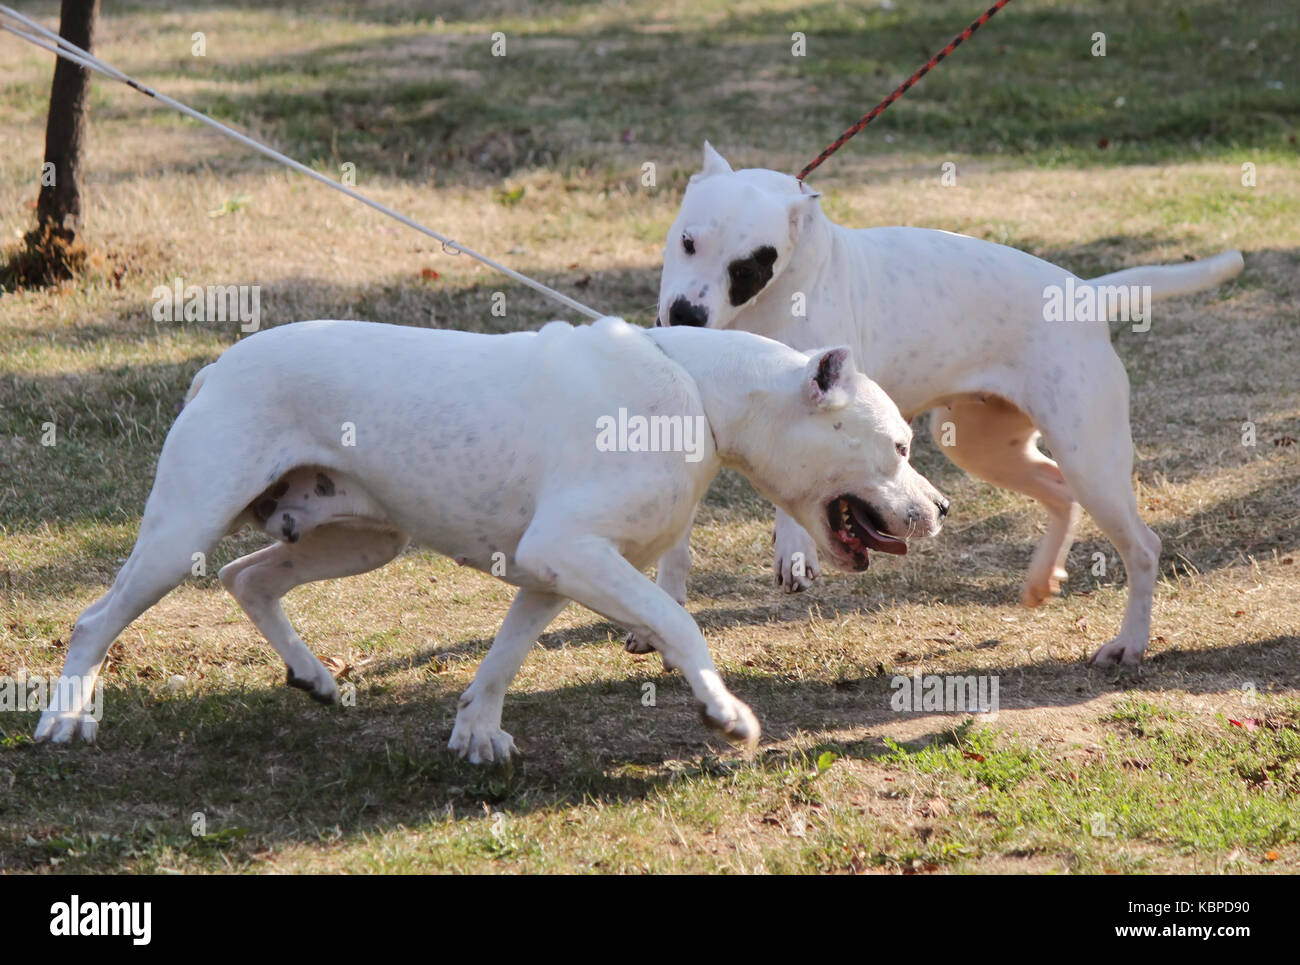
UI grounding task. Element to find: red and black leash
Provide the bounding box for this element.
[797,0,1011,181]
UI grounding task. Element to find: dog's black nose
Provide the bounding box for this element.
[667,296,708,327]
[935,496,950,518]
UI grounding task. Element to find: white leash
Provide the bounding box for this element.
[0,4,605,320]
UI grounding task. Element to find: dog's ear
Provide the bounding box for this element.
[697,141,733,179]
[789,182,823,242]
[803,346,856,410]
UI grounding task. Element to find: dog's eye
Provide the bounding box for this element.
[682,234,695,255]
[896,443,909,458]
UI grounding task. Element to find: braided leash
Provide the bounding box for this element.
[798,0,1011,181]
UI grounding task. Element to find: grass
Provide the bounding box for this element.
[0,0,1298,873]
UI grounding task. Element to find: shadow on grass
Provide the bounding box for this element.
[0,628,1295,871]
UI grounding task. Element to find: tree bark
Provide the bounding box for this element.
[34,0,100,237]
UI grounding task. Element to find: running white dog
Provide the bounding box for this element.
[653,143,1244,666]
[34,317,947,760]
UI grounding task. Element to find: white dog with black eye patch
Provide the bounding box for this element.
[33,317,946,761]
[653,143,1244,666]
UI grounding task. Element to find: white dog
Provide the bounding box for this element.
[653,143,1244,666]
[33,317,947,761]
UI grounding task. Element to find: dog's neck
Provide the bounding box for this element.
[646,326,800,482]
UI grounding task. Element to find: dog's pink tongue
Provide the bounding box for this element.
[851,505,908,555]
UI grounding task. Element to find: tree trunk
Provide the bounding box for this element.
[35,0,100,237]
[2,0,102,286]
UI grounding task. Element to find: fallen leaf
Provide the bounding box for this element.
[322,656,350,677]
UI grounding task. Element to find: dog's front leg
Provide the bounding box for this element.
[773,507,820,592]
[625,505,695,656]
[449,588,568,764]
[520,530,758,747]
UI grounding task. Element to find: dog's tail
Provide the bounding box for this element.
[1086,249,1244,302]
[183,363,217,407]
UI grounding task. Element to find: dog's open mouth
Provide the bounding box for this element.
[826,494,908,569]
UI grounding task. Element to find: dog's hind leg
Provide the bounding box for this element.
[448,588,569,763]
[220,523,409,703]
[35,384,271,743]
[930,395,1078,606]
[35,503,236,743]
[1027,350,1161,665]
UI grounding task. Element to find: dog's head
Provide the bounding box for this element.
[658,142,819,330]
[760,345,948,571]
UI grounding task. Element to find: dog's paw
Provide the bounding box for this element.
[624,630,656,654]
[774,529,820,593]
[34,709,98,744]
[623,631,678,671]
[285,659,340,704]
[448,723,518,765]
[1020,566,1068,607]
[448,690,517,764]
[699,696,760,749]
[1089,636,1147,667]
